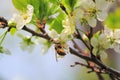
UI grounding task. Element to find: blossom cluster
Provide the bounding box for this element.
[8,4,34,30]
[73,0,113,27]
[7,0,120,56]
[104,26,120,53]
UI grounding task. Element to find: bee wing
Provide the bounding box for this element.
[55,50,58,62]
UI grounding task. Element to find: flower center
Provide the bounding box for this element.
[23,14,28,20]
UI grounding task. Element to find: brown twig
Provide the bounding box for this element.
[71,62,104,73]
[69,47,120,79]
[76,29,90,50]
[96,73,105,80]
[22,26,55,43]
[72,39,84,54]
[109,74,117,80]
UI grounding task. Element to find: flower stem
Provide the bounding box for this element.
[0,30,8,46]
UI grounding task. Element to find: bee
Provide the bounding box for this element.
[55,43,66,56]
[0,22,6,28]
[55,43,66,61]
[0,17,7,28]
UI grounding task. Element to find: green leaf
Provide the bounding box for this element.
[0,46,11,55]
[49,0,58,4]
[62,0,78,12]
[92,31,100,39]
[38,0,60,22]
[10,28,17,35]
[12,0,28,12]
[38,0,48,21]
[49,12,66,34]
[0,30,8,46]
[105,8,120,30]
[47,4,59,18]
[27,0,39,17]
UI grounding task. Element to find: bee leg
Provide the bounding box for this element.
[55,52,58,62]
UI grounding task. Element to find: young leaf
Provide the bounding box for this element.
[0,30,8,46]
[49,12,66,34]
[49,0,58,4]
[12,0,28,12]
[27,0,39,17]
[38,0,48,21]
[62,0,78,12]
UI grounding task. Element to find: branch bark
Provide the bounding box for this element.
[96,73,105,80]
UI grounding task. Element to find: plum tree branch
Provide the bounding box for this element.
[96,73,105,80]
[76,29,91,50]
[23,26,51,40]
[69,47,120,79]
[1,16,120,80]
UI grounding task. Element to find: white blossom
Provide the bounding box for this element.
[19,36,35,53]
[62,16,76,35]
[49,29,59,41]
[104,26,120,53]
[91,33,110,55]
[49,15,76,43]
[104,27,120,44]
[49,29,69,43]
[73,0,113,27]
[9,4,34,30]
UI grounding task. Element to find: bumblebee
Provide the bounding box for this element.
[55,43,66,56]
[0,17,7,28]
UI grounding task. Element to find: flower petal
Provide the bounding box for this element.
[87,17,97,27]
[91,37,98,47]
[97,10,108,21]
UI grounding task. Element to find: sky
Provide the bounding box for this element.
[0,0,82,80]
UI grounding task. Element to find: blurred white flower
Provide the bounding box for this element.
[49,16,76,43]
[104,26,120,53]
[49,29,69,43]
[104,26,120,44]
[73,0,113,27]
[91,33,110,55]
[49,29,59,41]
[112,42,120,53]
[9,4,34,30]
[19,36,35,53]
[62,16,76,35]
[41,45,49,54]
[73,8,84,22]
[96,0,112,21]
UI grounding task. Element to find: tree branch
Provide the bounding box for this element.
[22,26,56,43]
[1,16,120,80]
[69,47,120,79]
[96,73,105,80]
[76,29,90,50]
[109,74,117,80]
